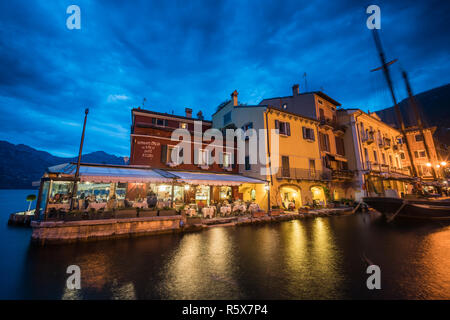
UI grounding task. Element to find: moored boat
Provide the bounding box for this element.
[363,197,450,221]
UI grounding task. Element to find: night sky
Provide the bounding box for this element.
[0,0,449,157]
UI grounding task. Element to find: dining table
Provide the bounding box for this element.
[47,203,70,211]
[202,206,216,219]
[220,205,231,216]
[132,201,148,209]
[186,208,197,217]
[248,203,260,213]
[87,202,107,211]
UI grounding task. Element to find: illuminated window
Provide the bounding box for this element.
[179,122,188,129]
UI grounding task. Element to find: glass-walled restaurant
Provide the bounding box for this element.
[36,163,267,220]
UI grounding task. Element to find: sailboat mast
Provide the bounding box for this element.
[402,71,437,179]
[371,29,417,177]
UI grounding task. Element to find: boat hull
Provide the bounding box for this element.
[363,197,450,221]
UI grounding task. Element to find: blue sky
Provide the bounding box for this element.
[0,0,449,157]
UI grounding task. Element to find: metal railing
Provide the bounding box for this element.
[276,168,331,181]
[363,161,410,176]
[331,170,354,180]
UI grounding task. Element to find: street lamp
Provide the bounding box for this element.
[441,161,447,166]
[426,162,432,167]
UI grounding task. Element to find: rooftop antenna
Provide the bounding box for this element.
[303,72,308,92]
[142,97,146,108]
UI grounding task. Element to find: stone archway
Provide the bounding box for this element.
[310,185,326,207]
[279,184,302,210]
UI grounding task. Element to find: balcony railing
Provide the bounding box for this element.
[363,161,410,176]
[331,170,354,180]
[276,168,331,181]
[361,131,375,144]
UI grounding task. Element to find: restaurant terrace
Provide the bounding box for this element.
[35,163,267,221]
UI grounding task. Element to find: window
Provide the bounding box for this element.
[382,153,386,164]
[318,99,323,105]
[223,152,232,169]
[396,157,400,168]
[389,155,393,166]
[335,137,345,156]
[319,132,330,152]
[415,150,426,158]
[152,118,168,126]
[281,156,290,177]
[275,120,291,136]
[242,122,253,131]
[319,108,325,120]
[168,145,182,164]
[302,127,315,141]
[309,159,316,171]
[364,148,369,161]
[179,122,188,129]
[397,137,403,144]
[400,152,405,159]
[282,103,287,109]
[415,134,424,142]
[198,149,210,166]
[373,150,378,163]
[245,156,251,170]
[223,111,232,125]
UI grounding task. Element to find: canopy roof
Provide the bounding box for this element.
[47,163,173,183]
[168,170,266,186]
[46,163,266,186]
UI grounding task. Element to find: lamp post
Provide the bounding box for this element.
[70,108,89,211]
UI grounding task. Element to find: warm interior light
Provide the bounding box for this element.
[426,162,432,167]
[436,164,440,168]
[159,185,168,192]
[264,185,270,191]
[292,192,297,197]
[441,161,447,166]
[184,184,190,190]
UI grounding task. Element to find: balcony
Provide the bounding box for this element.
[363,161,410,176]
[319,118,335,130]
[276,168,331,181]
[361,132,375,144]
[331,170,354,180]
[378,138,391,149]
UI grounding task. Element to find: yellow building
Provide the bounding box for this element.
[212,91,329,211]
[400,126,445,180]
[260,85,355,201]
[337,109,412,200]
[265,107,328,209]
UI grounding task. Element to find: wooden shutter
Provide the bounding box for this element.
[161,145,167,163]
[286,122,291,136]
[275,120,279,130]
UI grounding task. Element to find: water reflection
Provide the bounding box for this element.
[11,215,450,299]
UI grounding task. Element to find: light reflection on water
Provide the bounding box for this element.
[1,190,449,299]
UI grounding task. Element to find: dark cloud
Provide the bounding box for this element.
[0,0,449,156]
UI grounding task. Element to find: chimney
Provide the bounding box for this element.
[231,90,238,106]
[197,110,204,120]
[292,84,299,96]
[185,108,192,118]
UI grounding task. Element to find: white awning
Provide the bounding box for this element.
[46,163,173,183]
[168,171,266,186]
[78,166,172,183]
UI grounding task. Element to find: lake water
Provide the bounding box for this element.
[0,189,449,299]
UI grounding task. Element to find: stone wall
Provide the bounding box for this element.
[31,216,184,245]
